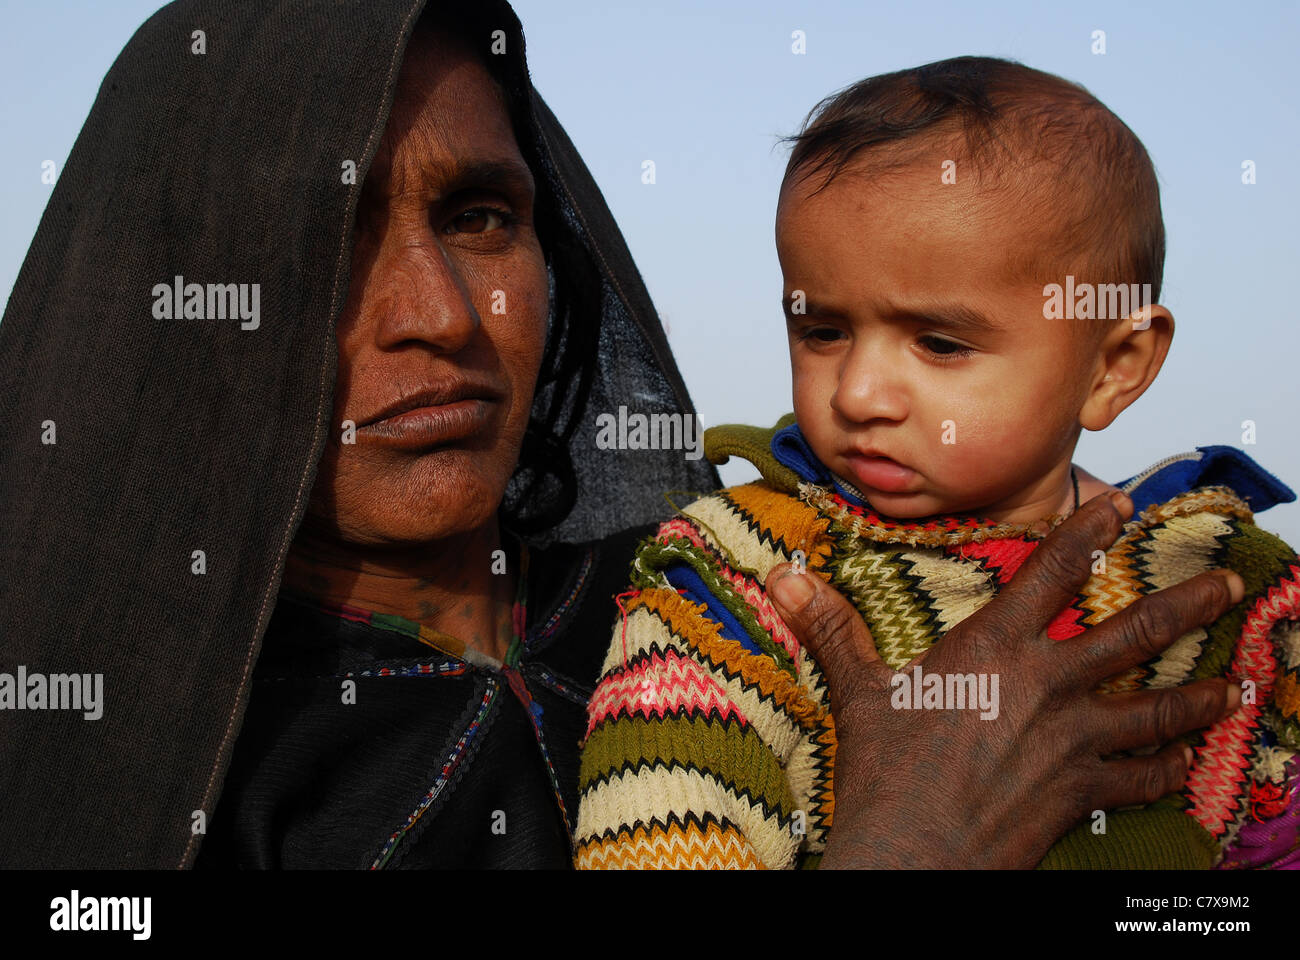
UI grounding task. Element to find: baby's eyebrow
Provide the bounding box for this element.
[781,296,1000,336]
[887,302,1000,336]
[781,296,848,321]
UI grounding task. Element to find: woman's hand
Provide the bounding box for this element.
[767,491,1244,869]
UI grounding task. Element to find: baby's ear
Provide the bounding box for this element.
[1078,304,1174,432]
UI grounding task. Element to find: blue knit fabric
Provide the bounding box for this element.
[771,423,868,506]
[1120,446,1295,514]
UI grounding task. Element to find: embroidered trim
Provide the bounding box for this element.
[347,662,466,679]
[369,681,499,870]
[527,547,593,651]
[527,663,592,707]
[802,481,1255,549]
[800,482,1068,547]
[503,664,574,842]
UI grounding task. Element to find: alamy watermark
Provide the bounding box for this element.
[1042,275,1153,327]
[152,275,260,330]
[0,666,102,720]
[50,891,150,940]
[890,665,999,720]
[594,406,703,461]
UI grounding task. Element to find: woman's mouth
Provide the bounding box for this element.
[843,452,917,493]
[356,398,493,450]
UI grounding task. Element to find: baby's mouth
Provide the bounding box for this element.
[842,452,918,494]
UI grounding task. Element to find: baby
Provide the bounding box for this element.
[574,57,1300,869]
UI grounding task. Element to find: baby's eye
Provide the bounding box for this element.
[798,327,845,344]
[918,334,973,359]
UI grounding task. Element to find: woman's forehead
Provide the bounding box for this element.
[367,38,524,197]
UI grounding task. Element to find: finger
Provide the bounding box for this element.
[1091,740,1194,811]
[1062,570,1245,684]
[767,563,882,691]
[1086,677,1237,753]
[974,491,1133,643]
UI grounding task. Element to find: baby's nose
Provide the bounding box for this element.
[831,358,908,424]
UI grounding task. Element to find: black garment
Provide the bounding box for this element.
[0,0,717,869]
[196,527,649,869]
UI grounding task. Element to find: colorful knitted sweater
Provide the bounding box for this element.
[574,417,1300,869]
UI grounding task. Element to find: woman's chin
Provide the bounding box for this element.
[309,463,507,547]
[334,509,500,548]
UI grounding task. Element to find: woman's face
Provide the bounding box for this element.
[306,28,550,547]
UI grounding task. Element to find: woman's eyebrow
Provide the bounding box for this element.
[430,157,536,197]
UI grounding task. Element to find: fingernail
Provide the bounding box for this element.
[1226,683,1243,711]
[1183,744,1194,767]
[1217,570,1245,605]
[1107,490,1133,517]
[770,568,815,610]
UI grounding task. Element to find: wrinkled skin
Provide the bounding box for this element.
[768,491,1244,868]
[309,29,549,548]
[282,26,549,663]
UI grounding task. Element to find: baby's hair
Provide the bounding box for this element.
[781,56,1165,312]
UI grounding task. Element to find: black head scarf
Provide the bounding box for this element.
[0,0,717,868]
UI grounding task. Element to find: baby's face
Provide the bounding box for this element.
[776,155,1099,521]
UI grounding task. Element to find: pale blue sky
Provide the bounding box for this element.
[4,0,1298,543]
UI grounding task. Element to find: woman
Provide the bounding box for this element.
[0,0,1242,868]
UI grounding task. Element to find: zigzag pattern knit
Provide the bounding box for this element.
[575,455,1300,869]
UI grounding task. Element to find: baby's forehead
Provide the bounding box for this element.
[780,141,1074,268]
[784,122,1072,213]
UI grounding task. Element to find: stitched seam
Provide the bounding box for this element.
[181,0,427,869]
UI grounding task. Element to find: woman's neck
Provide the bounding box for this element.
[281,520,518,663]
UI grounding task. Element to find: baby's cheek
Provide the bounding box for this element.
[923,393,996,458]
[927,406,1037,495]
[791,371,837,435]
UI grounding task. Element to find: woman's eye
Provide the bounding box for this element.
[445,207,509,235]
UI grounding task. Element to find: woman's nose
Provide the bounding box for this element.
[830,342,908,424]
[371,239,482,353]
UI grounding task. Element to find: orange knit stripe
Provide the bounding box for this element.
[575,818,765,870]
[627,587,841,840]
[631,588,828,732]
[1275,670,1300,722]
[722,483,834,571]
[807,719,838,834]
